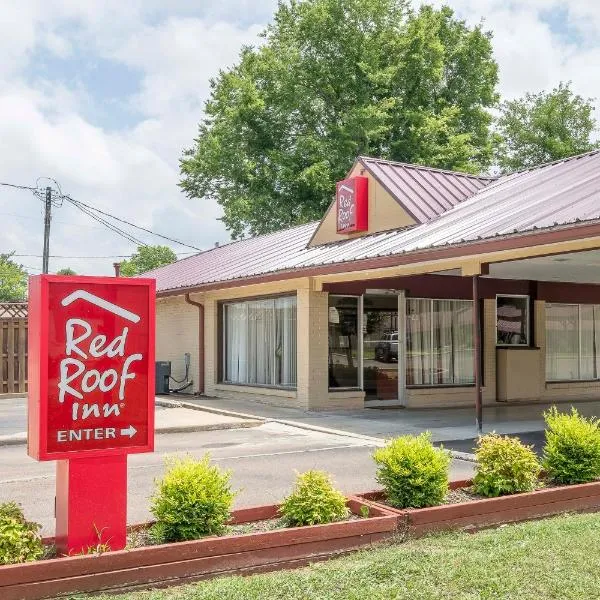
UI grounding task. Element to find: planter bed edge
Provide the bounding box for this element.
[357,480,600,535]
[0,496,398,600]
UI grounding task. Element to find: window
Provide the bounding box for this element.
[546,303,600,381]
[406,299,474,386]
[496,295,529,345]
[223,296,297,387]
[328,296,359,388]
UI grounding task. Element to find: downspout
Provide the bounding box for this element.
[185,294,205,395]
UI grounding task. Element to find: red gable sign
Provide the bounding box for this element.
[336,176,368,234]
[28,276,155,461]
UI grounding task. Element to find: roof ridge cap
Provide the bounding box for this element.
[358,155,497,181]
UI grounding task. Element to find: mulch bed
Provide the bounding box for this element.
[126,514,363,550]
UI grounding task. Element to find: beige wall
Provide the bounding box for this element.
[155,296,199,393]
[156,285,600,411]
[308,165,415,247]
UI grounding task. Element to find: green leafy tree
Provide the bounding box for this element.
[120,245,177,276]
[56,268,76,275]
[180,0,499,237]
[496,82,599,173]
[0,253,27,301]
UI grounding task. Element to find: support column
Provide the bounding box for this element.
[473,275,483,433]
[55,455,128,555]
[296,287,329,409]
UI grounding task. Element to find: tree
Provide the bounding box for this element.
[496,82,599,173]
[0,253,27,301]
[180,0,499,237]
[56,268,76,275]
[120,245,177,276]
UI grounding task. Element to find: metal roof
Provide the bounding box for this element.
[359,156,494,223]
[150,150,600,294]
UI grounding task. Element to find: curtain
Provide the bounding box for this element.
[224,297,297,387]
[546,304,579,381]
[408,299,473,386]
[407,299,432,385]
[546,303,600,381]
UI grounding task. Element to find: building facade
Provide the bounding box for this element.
[151,152,600,412]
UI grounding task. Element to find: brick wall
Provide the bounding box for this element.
[155,296,199,393]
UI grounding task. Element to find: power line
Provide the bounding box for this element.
[63,196,203,251]
[67,199,149,247]
[0,182,38,191]
[1,178,204,253]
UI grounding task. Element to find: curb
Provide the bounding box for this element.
[155,398,477,462]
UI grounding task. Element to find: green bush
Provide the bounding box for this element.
[150,455,236,542]
[373,433,450,509]
[472,434,541,497]
[0,502,44,565]
[543,407,600,484]
[280,470,349,527]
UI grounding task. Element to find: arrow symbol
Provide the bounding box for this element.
[120,425,137,438]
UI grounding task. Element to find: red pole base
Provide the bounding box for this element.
[55,454,128,555]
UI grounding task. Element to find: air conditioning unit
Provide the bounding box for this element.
[155,361,171,395]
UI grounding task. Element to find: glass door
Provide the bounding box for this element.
[363,294,402,404]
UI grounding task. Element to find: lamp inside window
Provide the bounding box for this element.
[496,295,529,346]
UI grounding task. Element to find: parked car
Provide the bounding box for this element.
[375,332,398,363]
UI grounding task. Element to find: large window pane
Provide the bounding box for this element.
[546,304,579,381]
[408,299,474,386]
[546,303,600,382]
[433,300,474,385]
[328,296,359,388]
[407,299,432,385]
[223,296,296,387]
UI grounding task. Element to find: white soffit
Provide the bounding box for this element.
[488,250,600,284]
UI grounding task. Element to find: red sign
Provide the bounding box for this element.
[336,176,368,234]
[28,275,155,461]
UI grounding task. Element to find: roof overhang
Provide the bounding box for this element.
[156,219,600,297]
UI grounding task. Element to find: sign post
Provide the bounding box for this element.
[27,275,155,554]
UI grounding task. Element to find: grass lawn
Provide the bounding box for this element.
[95,512,600,600]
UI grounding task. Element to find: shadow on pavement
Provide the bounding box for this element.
[438,430,546,457]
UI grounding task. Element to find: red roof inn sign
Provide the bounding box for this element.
[336,176,368,234]
[27,275,155,553]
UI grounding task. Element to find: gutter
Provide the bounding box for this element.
[184,294,205,395]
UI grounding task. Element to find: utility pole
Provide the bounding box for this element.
[42,186,52,274]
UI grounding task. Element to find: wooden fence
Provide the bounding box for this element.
[0,303,28,396]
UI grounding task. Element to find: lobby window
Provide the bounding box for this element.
[406,299,474,386]
[328,296,359,388]
[546,303,600,381]
[222,296,297,387]
[496,295,530,345]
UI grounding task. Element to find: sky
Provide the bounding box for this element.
[1,1,599,276]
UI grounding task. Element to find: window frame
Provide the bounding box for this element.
[219,294,298,389]
[495,294,531,347]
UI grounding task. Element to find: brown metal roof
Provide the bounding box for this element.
[150,150,600,294]
[359,156,494,223]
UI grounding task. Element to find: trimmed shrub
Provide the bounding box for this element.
[150,454,236,542]
[373,433,450,509]
[280,470,349,527]
[543,407,600,484]
[0,502,44,565]
[472,434,541,497]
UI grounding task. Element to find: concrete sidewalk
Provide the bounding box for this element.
[0,397,262,446]
[169,394,600,444]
